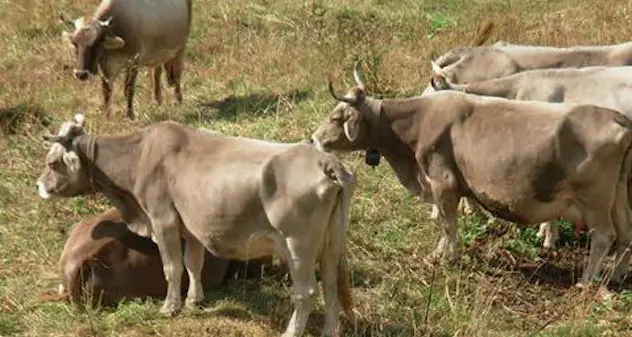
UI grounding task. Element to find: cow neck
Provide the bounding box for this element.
[74,132,144,221]
[364,97,422,195]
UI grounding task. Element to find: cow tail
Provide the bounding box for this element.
[471,19,495,47]
[330,162,355,319]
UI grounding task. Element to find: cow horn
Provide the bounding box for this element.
[327,73,356,104]
[99,16,113,27]
[58,12,75,27]
[353,60,366,90]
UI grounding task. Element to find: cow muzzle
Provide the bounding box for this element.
[73,69,91,81]
[36,179,52,199]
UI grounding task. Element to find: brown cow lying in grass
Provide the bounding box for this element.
[312,62,632,289]
[50,208,273,307]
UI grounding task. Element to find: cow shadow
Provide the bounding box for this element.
[184,88,312,123]
[199,263,386,335]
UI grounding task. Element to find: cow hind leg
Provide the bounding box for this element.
[101,77,113,117]
[281,240,319,337]
[183,235,205,309]
[609,176,632,284]
[164,50,185,104]
[319,232,343,336]
[124,66,139,120]
[153,66,163,105]
[579,209,616,287]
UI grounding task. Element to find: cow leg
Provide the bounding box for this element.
[536,222,559,249]
[100,76,113,117]
[579,210,616,286]
[183,236,205,308]
[282,240,318,337]
[610,177,632,284]
[153,66,163,105]
[149,213,184,316]
[165,49,185,104]
[124,65,139,120]
[424,155,460,264]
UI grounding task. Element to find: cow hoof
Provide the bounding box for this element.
[159,302,182,317]
[185,298,203,310]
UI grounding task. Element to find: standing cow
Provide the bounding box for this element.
[59,0,193,120]
[312,62,632,289]
[36,115,355,337]
[55,208,274,307]
[429,66,632,248]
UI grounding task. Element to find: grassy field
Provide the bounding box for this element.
[3,0,632,336]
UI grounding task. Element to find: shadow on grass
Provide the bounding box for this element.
[0,103,51,136]
[198,261,395,335]
[184,89,312,123]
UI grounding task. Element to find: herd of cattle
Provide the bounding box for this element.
[27,0,632,336]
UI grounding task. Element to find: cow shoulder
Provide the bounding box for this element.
[414,94,473,168]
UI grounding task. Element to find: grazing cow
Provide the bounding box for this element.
[59,0,193,120]
[430,66,632,248]
[312,62,632,288]
[36,115,355,337]
[55,208,273,307]
[421,40,632,95]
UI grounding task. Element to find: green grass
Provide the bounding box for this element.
[2,0,632,336]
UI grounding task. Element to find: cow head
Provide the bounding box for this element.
[312,61,380,153]
[36,114,92,199]
[60,13,125,81]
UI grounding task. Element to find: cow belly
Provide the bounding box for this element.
[199,228,280,261]
[469,187,572,224]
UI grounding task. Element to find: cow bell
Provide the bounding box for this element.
[365,148,381,167]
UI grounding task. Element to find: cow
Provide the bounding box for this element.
[53,208,274,307]
[35,114,356,337]
[59,0,193,120]
[421,40,632,95]
[429,65,632,248]
[311,62,632,290]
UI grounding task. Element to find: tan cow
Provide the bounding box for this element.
[430,65,632,248]
[59,0,193,120]
[312,62,632,288]
[54,208,273,307]
[421,40,632,95]
[36,115,355,337]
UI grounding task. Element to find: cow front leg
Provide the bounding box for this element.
[183,237,205,309]
[124,66,139,120]
[423,156,460,265]
[152,221,184,316]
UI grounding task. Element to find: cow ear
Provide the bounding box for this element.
[343,110,360,142]
[103,35,125,50]
[62,152,81,172]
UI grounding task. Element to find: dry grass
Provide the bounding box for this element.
[2,0,632,336]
